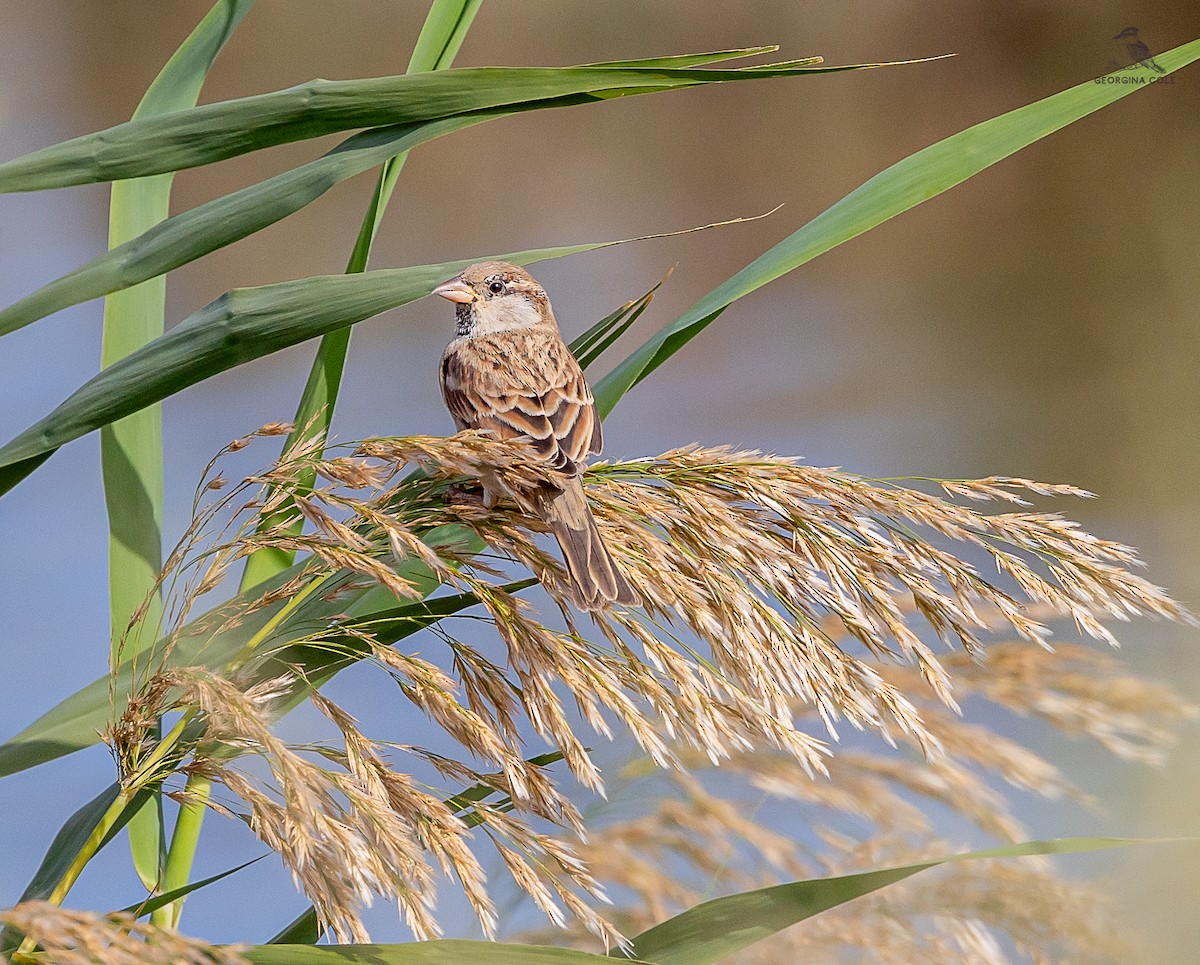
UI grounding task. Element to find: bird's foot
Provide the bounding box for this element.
[444,482,486,507]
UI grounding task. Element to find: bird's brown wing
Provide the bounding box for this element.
[440,329,601,475]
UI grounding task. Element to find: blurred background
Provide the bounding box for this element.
[1,1,1198,960]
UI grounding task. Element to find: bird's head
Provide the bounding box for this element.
[433,261,556,337]
[1113,26,1140,40]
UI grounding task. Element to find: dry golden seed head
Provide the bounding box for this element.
[0,901,248,965]
[314,456,392,490]
[256,421,297,437]
[121,430,1190,947]
[512,616,1185,958]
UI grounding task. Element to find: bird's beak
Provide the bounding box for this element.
[433,278,476,304]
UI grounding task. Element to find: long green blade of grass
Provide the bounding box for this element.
[98,0,256,901]
[620,837,1147,963]
[585,48,792,70]
[592,43,1200,414]
[239,0,483,592]
[573,274,667,371]
[101,0,254,658]
[118,856,265,918]
[408,0,483,73]
[0,55,896,339]
[0,56,893,192]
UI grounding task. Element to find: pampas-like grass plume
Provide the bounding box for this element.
[520,641,1192,961]
[106,429,1192,947]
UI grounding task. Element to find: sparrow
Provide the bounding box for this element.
[434,262,639,610]
[1113,26,1165,73]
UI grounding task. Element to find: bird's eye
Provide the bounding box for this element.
[487,280,505,295]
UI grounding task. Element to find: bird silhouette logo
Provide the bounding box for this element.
[1113,26,1166,73]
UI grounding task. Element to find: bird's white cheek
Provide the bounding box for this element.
[471,296,542,334]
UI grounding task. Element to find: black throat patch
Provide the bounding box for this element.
[454,302,475,337]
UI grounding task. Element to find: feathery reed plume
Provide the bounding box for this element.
[108,429,1190,945]
[165,669,489,943]
[517,641,1187,961]
[0,901,246,965]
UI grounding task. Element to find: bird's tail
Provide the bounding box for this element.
[536,478,639,611]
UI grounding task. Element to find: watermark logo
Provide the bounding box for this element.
[1096,26,1174,84]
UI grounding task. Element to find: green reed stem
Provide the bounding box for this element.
[151,576,324,927]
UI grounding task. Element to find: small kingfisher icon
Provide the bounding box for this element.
[1114,26,1166,73]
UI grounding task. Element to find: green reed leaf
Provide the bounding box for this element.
[99,0,256,900]
[620,837,1149,963]
[593,40,1200,415]
[0,55,893,192]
